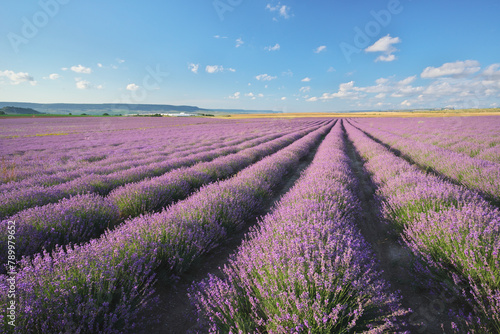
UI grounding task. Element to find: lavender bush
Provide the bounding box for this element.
[351,119,500,203]
[0,194,119,273]
[353,116,500,163]
[0,122,332,333]
[0,127,319,280]
[190,122,409,333]
[109,127,315,218]
[0,125,315,220]
[345,120,500,332]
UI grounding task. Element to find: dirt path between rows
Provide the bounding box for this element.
[139,127,329,334]
[342,121,454,334]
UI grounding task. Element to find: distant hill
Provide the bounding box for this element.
[0,106,43,115]
[0,102,278,116]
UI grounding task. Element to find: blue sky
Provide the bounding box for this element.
[1,0,500,112]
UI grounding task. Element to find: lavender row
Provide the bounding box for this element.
[190,121,409,333]
[108,125,318,218]
[0,125,317,266]
[353,117,500,163]
[0,126,311,220]
[2,117,320,183]
[0,116,325,139]
[1,119,300,186]
[345,121,500,332]
[0,133,241,191]
[0,194,120,273]
[0,122,333,333]
[350,120,500,204]
[1,119,321,189]
[0,129,277,193]
[0,116,215,138]
[1,119,228,182]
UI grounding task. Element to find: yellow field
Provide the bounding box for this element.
[219,108,500,119]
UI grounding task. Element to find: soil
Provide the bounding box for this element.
[138,127,327,334]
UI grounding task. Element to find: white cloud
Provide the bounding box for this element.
[188,63,199,74]
[279,5,291,19]
[422,80,466,97]
[482,64,500,79]
[421,60,481,79]
[117,59,125,64]
[281,97,287,100]
[314,45,327,54]
[205,65,235,74]
[399,76,417,85]
[244,92,264,98]
[126,83,140,91]
[0,70,36,85]
[256,73,277,81]
[300,86,311,93]
[307,76,425,103]
[305,62,500,109]
[282,69,293,77]
[365,35,401,53]
[214,35,228,39]
[235,38,244,48]
[375,78,390,85]
[401,100,412,107]
[391,85,424,98]
[71,64,92,74]
[376,54,396,62]
[74,78,102,90]
[49,73,61,80]
[323,81,361,99]
[266,3,292,19]
[365,35,401,62]
[327,67,336,73]
[75,78,92,90]
[97,63,103,68]
[228,92,240,99]
[206,65,223,74]
[265,43,280,51]
[301,77,311,82]
[61,67,68,71]
[307,81,363,102]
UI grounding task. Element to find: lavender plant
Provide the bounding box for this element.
[190,122,409,333]
[350,119,500,203]
[353,116,500,163]
[0,123,333,333]
[0,194,120,273]
[109,128,315,218]
[0,125,315,220]
[345,120,500,332]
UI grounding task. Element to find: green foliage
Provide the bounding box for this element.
[0,106,42,114]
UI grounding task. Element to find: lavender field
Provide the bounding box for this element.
[1,116,499,333]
